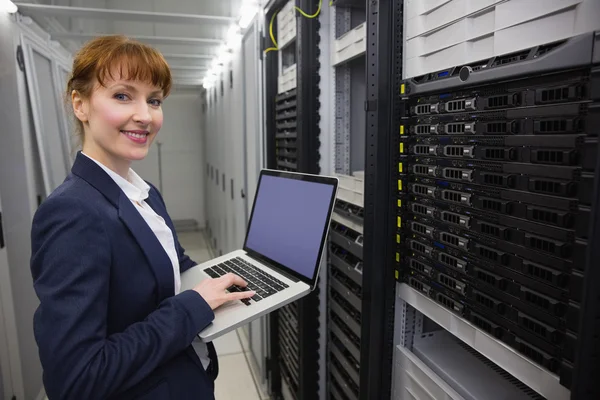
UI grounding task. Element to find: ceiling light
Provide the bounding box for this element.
[238,1,258,29]
[0,0,18,14]
[225,25,242,49]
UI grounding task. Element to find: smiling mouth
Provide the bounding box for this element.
[121,130,149,139]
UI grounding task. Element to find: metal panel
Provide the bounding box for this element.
[360,1,403,399]
[21,33,70,195]
[349,57,365,173]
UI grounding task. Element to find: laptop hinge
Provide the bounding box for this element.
[246,253,301,283]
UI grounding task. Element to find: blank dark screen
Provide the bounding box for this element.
[245,175,334,279]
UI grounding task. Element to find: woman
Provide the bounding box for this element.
[30,35,254,400]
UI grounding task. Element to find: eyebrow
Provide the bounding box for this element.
[111,83,163,97]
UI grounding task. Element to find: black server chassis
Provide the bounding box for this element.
[395,68,597,377]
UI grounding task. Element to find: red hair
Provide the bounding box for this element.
[66,35,172,140]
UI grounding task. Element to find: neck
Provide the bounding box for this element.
[82,143,130,179]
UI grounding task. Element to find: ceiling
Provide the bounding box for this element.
[15,0,251,87]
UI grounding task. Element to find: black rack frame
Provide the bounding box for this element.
[361,1,403,399]
[572,63,600,398]
[263,0,322,398]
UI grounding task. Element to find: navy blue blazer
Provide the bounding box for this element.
[31,152,218,400]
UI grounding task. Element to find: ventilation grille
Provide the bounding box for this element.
[416,125,433,134]
[528,235,557,254]
[478,245,506,264]
[414,164,436,176]
[474,291,502,312]
[485,122,509,133]
[412,204,430,216]
[537,86,574,103]
[532,149,573,165]
[492,49,530,66]
[482,198,503,212]
[413,184,435,197]
[530,207,561,225]
[539,119,568,133]
[438,253,464,270]
[411,222,429,236]
[441,232,467,248]
[478,222,501,238]
[484,148,508,160]
[438,273,462,293]
[446,99,466,112]
[445,122,473,134]
[441,211,469,227]
[409,277,425,292]
[444,145,473,158]
[524,262,566,288]
[443,168,470,181]
[410,259,429,274]
[442,190,470,204]
[411,241,427,254]
[523,289,552,312]
[521,314,549,338]
[416,104,432,115]
[442,212,460,225]
[475,268,496,286]
[532,179,563,195]
[454,340,546,399]
[483,173,507,186]
[414,145,437,155]
[436,292,463,312]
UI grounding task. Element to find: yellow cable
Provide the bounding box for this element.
[263,1,323,54]
[295,0,322,18]
[269,10,278,48]
[264,10,279,53]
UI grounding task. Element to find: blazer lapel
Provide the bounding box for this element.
[71,152,175,301]
[118,196,175,301]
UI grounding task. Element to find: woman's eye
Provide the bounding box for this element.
[149,99,163,107]
[114,93,129,101]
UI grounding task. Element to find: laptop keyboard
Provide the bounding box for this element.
[203,257,290,306]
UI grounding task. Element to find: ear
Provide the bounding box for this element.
[71,90,89,123]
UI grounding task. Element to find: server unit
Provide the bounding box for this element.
[396,32,600,394]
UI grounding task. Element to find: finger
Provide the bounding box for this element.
[227,290,256,301]
[220,273,248,288]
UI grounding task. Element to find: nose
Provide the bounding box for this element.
[132,102,152,125]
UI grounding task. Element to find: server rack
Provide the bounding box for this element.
[324,1,368,399]
[362,1,600,399]
[264,1,322,398]
[392,27,600,400]
[327,176,364,400]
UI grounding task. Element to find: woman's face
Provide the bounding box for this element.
[73,73,164,174]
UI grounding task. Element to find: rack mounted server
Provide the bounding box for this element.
[327,177,364,400]
[395,32,600,391]
[275,89,299,171]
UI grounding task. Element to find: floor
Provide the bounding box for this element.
[179,231,269,400]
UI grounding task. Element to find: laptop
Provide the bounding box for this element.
[181,169,339,342]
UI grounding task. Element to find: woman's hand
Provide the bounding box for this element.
[193,273,256,310]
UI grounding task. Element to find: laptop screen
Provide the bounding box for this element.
[244,171,337,283]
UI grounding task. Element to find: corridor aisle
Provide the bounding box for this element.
[178,232,264,400]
